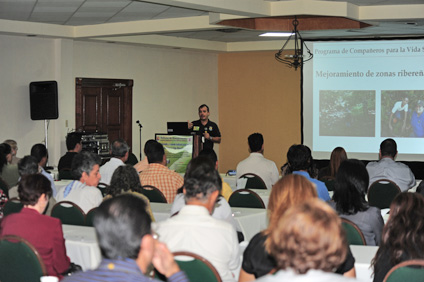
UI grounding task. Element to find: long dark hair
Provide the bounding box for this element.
[372,193,424,275]
[329,147,347,177]
[0,143,11,173]
[107,165,143,197]
[333,159,369,214]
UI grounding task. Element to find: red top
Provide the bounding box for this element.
[0,207,70,279]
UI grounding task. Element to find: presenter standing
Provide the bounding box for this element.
[188,104,221,150]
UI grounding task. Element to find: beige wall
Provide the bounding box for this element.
[218,51,301,173]
[1,35,218,166]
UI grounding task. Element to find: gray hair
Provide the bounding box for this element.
[111,139,129,158]
[71,151,101,180]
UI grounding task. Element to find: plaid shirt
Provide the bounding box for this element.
[139,163,183,203]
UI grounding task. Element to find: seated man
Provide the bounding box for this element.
[63,194,188,282]
[236,133,279,190]
[55,151,103,213]
[31,143,57,197]
[139,140,183,203]
[99,139,129,185]
[155,156,240,282]
[366,138,415,191]
[287,144,330,201]
[58,132,82,172]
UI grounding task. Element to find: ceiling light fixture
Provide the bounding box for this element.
[275,17,313,70]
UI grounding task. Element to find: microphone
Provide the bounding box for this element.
[136,120,143,128]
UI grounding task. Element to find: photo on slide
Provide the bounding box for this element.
[319,90,375,137]
[381,90,424,138]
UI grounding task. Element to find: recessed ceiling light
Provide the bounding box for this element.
[260,32,293,37]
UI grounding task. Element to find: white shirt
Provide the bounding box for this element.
[170,193,240,232]
[154,205,240,282]
[391,101,408,113]
[236,152,279,189]
[99,157,125,185]
[55,181,103,213]
[256,269,356,282]
[366,157,415,192]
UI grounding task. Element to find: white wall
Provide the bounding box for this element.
[0,35,218,166]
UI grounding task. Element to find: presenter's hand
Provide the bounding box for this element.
[203,132,211,140]
[188,121,193,129]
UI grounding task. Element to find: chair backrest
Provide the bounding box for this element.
[228,189,265,209]
[97,182,108,197]
[58,169,74,180]
[384,259,424,282]
[51,201,86,226]
[320,176,336,191]
[85,207,97,227]
[0,235,46,282]
[173,251,222,282]
[3,197,23,216]
[341,218,366,245]
[0,177,10,198]
[238,173,267,190]
[368,179,401,209]
[141,185,167,203]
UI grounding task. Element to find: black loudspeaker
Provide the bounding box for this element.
[29,81,59,120]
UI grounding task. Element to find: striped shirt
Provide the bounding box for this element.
[62,258,188,282]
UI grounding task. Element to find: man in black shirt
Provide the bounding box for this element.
[58,132,82,171]
[188,104,221,150]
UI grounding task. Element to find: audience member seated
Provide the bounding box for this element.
[199,148,232,201]
[99,139,129,185]
[0,174,70,279]
[255,199,354,282]
[62,194,188,282]
[332,159,384,246]
[3,139,20,165]
[371,192,424,282]
[9,155,56,215]
[236,133,279,190]
[31,143,57,197]
[318,147,347,180]
[155,156,240,282]
[56,151,103,213]
[139,140,183,203]
[0,143,19,187]
[58,132,82,172]
[104,165,155,221]
[287,144,330,201]
[366,138,415,191]
[125,151,138,166]
[239,174,355,282]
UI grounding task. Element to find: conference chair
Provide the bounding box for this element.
[58,169,74,180]
[341,218,366,246]
[3,197,23,216]
[85,207,98,227]
[238,173,267,190]
[0,235,46,282]
[228,189,265,209]
[320,175,336,191]
[141,185,167,203]
[368,179,401,209]
[97,182,108,197]
[0,177,9,198]
[155,251,222,282]
[384,259,424,282]
[51,201,86,226]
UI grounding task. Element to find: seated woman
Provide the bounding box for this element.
[239,174,355,282]
[105,165,155,221]
[318,147,347,180]
[332,159,384,246]
[257,199,354,282]
[0,174,71,278]
[56,151,103,213]
[0,143,19,187]
[372,193,424,282]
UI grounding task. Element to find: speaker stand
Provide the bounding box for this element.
[44,119,49,165]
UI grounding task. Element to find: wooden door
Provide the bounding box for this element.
[76,78,133,148]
